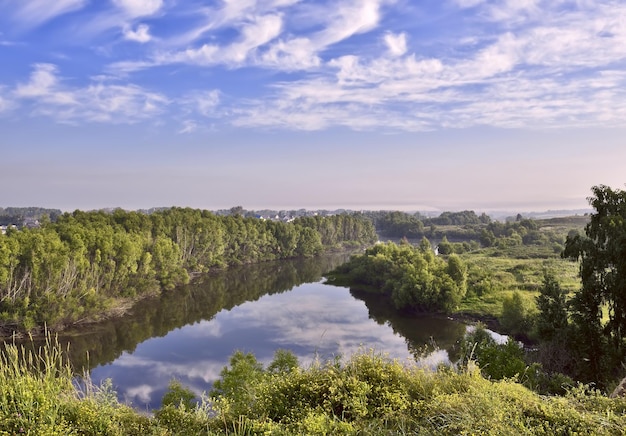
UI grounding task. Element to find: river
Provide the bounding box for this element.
[22,253,469,410]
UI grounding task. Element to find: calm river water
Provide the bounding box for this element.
[52,253,467,411]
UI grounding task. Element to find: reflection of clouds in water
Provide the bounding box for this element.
[181,319,223,338]
[93,282,462,409]
[125,384,154,404]
[416,349,450,370]
[115,353,224,384]
[111,355,225,406]
[224,283,413,363]
[465,324,509,345]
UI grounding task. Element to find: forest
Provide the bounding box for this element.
[2,185,626,435]
[0,208,376,334]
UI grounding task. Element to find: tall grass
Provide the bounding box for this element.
[0,334,74,434]
[2,336,626,435]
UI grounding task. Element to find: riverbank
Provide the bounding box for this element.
[3,337,625,435]
[0,291,161,340]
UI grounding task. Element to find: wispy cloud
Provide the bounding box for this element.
[109,0,387,72]
[13,64,169,124]
[259,0,387,70]
[384,32,407,57]
[112,0,164,19]
[4,0,626,132]
[227,1,626,130]
[10,0,86,29]
[110,13,284,71]
[182,90,221,116]
[178,120,198,134]
[0,87,13,113]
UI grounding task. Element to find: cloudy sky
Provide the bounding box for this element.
[1,0,625,212]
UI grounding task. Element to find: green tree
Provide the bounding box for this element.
[446,254,467,298]
[535,273,569,341]
[500,291,534,338]
[437,236,453,255]
[161,380,196,409]
[295,227,323,257]
[267,349,299,374]
[459,324,526,381]
[211,351,264,416]
[563,185,626,381]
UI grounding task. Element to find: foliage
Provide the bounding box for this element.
[563,185,626,384]
[0,209,376,333]
[327,241,468,313]
[459,324,527,381]
[500,291,536,338]
[535,273,569,341]
[161,380,196,409]
[210,351,265,417]
[3,338,626,435]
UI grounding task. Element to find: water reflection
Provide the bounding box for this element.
[90,282,462,410]
[9,252,468,411]
[348,289,467,362]
[54,253,356,371]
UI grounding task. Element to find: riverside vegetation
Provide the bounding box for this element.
[3,185,626,434]
[3,336,626,435]
[0,208,376,335]
[330,185,626,390]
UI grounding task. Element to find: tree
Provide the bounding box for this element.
[446,254,467,298]
[563,185,626,380]
[535,273,569,341]
[437,236,453,255]
[500,291,534,338]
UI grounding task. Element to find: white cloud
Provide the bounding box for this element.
[384,32,407,57]
[14,64,168,124]
[125,384,154,404]
[257,0,386,70]
[178,120,198,134]
[112,0,163,18]
[110,0,386,73]
[123,23,152,43]
[227,14,283,63]
[224,1,626,131]
[260,37,321,70]
[8,0,626,133]
[12,0,86,28]
[165,0,298,48]
[184,90,221,116]
[487,0,541,22]
[15,64,76,105]
[316,0,383,46]
[139,14,283,67]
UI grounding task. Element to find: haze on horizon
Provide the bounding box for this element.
[1,0,625,213]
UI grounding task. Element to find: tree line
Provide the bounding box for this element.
[368,209,576,255]
[0,208,377,333]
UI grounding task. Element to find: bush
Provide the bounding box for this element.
[500,291,535,338]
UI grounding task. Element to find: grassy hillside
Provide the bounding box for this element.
[2,338,625,435]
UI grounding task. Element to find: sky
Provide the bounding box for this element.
[1,0,625,213]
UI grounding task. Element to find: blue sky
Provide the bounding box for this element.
[1,0,625,213]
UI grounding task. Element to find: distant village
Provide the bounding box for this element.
[0,219,40,234]
[0,206,355,234]
[0,207,57,234]
[0,205,592,235]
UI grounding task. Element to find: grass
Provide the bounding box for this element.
[2,338,626,435]
[455,245,579,322]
